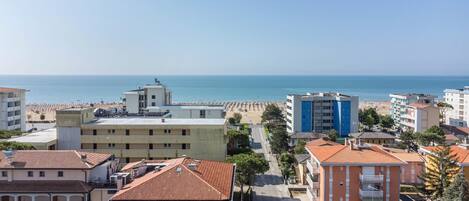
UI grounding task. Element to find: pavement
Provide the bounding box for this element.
[250,124,298,201]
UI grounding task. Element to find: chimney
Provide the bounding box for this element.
[81,154,87,161]
[344,138,349,146]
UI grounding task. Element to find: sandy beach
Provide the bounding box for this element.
[27,101,390,124]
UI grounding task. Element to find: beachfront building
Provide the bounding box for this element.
[305,139,404,201]
[7,128,57,150]
[398,103,440,133]
[0,150,119,201]
[286,92,359,137]
[444,86,469,127]
[123,79,225,118]
[389,93,436,129]
[110,157,235,201]
[56,108,228,163]
[0,87,27,131]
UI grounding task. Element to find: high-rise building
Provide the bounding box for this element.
[398,103,439,132]
[286,93,359,137]
[444,86,469,127]
[389,93,436,127]
[0,87,27,131]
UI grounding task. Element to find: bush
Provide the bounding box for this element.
[0,141,35,150]
[0,130,23,139]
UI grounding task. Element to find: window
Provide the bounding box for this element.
[151,102,156,106]
[149,129,153,136]
[125,158,130,163]
[39,171,45,177]
[182,129,187,136]
[93,129,97,135]
[108,143,115,148]
[27,171,33,177]
[152,95,156,99]
[200,110,206,118]
[126,144,130,149]
[1,171,7,177]
[164,129,171,134]
[164,143,171,148]
[112,129,115,134]
[58,171,64,177]
[149,144,153,149]
[93,143,97,149]
[126,129,130,135]
[182,144,187,150]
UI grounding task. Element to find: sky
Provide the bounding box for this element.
[0,0,468,75]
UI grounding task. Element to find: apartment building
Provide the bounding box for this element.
[398,103,439,133]
[420,144,469,184]
[0,87,27,131]
[389,93,436,128]
[56,108,228,163]
[123,79,225,118]
[444,86,469,127]
[111,157,235,201]
[0,150,119,201]
[305,139,404,201]
[286,93,359,137]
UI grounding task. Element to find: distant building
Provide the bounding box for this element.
[444,86,469,127]
[110,157,235,201]
[399,103,439,133]
[123,79,224,118]
[0,150,119,201]
[349,131,396,145]
[0,87,27,131]
[56,108,228,163]
[286,92,359,138]
[305,139,404,201]
[389,93,436,129]
[7,128,57,150]
[294,154,310,185]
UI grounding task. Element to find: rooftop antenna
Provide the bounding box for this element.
[154,78,160,85]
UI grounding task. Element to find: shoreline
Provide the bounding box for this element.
[26,101,390,124]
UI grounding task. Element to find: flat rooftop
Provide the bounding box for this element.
[146,105,225,110]
[84,118,226,126]
[7,128,57,143]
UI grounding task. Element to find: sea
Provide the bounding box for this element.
[0,75,468,104]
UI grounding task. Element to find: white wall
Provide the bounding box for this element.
[57,127,81,150]
[124,92,139,114]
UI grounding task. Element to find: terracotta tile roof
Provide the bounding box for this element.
[0,180,92,193]
[111,158,235,201]
[350,132,396,139]
[423,145,469,165]
[390,152,424,163]
[441,124,469,136]
[121,159,166,172]
[409,103,432,109]
[0,150,112,169]
[306,140,404,165]
[0,87,24,93]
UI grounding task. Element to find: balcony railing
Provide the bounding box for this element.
[360,174,384,183]
[306,160,319,175]
[359,189,384,199]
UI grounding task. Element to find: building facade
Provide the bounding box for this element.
[444,86,469,127]
[0,87,27,131]
[56,108,228,163]
[399,103,439,133]
[389,93,436,129]
[286,93,359,137]
[123,80,225,118]
[305,139,404,201]
[0,150,119,201]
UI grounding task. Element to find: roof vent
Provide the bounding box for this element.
[176,166,182,174]
[188,163,197,171]
[81,154,87,160]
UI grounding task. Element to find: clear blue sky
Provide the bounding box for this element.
[1,0,468,75]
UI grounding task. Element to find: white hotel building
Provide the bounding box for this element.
[0,87,27,131]
[444,86,469,127]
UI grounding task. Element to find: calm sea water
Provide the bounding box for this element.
[0,75,468,103]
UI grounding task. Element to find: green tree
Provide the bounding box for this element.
[227,153,269,201]
[359,108,380,131]
[227,129,250,155]
[379,115,394,131]
[269,125,289,154]
[419,145,460,200]
[443,172,469,201]
[399,131,418,152]
[417,126,445,146]
[233,113,243,124]
[326,129,338,142]
[0,142,35,150]
[261,104,283,123]
[228,117,237,125]
[278,152,295,182]
[294,140,306,154]
[363,114,375,131]
[0,130,23,139]
[437,102,454,124]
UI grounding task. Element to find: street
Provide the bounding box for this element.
[250,124,295,201]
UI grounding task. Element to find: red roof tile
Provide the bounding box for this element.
[423,145,469,165]
[0,87,24,93]
[111,158,235,201]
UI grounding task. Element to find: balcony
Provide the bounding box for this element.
[306,160,319,175]
[7,106,21,112]
[360,174,384,183]
[359,189,384,200]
